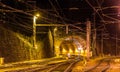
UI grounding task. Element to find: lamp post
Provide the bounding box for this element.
[33,16,37,49]
[30,15,37,60]
[33,14,39,49]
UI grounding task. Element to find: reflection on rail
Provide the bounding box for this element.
[47,59,79,72]
[6,56,81,72]
[85,58,111,72]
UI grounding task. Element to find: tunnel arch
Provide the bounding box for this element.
[56,35,86,57]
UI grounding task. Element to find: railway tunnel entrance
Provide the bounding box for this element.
[54,36,89,57]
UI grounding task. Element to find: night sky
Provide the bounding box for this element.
[0,0,120,36]
[36,0,120,38]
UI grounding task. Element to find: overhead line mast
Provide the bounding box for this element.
[86,19,91,60]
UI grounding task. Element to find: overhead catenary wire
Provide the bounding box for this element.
[2,0,117,34]
[0,1,85,33]
[0,2,57,32]
[55,0,69,22]
[26,0,87,30]
[0,2,63,23]
[102,14,120,21]
[20,0,76,23]
[5,14,32,31]
[48,0,67,24]
[95,0,110,33]
[85,0,107,30]
[85,0,116,39]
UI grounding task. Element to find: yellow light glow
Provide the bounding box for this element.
[35,13,40,17]
[54,27,57,32]
[69,49,73,53]
[81,50,87,57]
[35,44,38,49]
[75,49,79,53]
[34,13,40,20]
[62,48,67,54]
[55,45,60,57]
[80,49,84,54]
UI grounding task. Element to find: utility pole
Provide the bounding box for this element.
[66,25,69,34]
[86,19,91,60]
[93,29,96,56]
[101,30,103,56]
[93,12,97,56]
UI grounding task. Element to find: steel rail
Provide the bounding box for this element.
[84,58,111,72]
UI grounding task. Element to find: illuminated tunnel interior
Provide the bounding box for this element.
[58,36,86,57]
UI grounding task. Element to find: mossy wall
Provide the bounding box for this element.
[0,26,55,63]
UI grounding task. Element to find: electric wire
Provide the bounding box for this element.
[85,0,107,27]
[20,0,76,23]
[55,0,69,22]
[0,2,62,23]
[95,0,110,34]
[54,0,84,32]
[48,0,66,24]
[103,14,120,21]
[23,0,87,32]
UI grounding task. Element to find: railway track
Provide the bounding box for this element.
[8,59,79,72]
[46,59,78,72]
[6,57,120,72]
[85,58,111,72]
[31,59,79,72]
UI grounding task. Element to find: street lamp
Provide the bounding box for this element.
[33,14,40,49]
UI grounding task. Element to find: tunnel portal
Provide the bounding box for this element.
[55,36,87,57]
